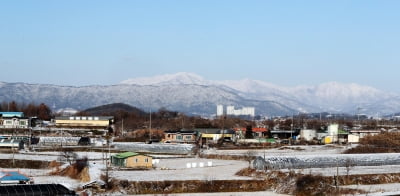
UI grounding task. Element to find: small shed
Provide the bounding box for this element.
[111,152,152,168]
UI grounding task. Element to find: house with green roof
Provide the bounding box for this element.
[111,152,152,168]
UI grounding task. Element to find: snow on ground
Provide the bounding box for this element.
[133,191,290,196]
[2,144,400,195]
[202,144,349,157]
[342,183,400,196]
[33,175,81,190]
[111,158,251,181]
[114,142,194,154]
[285,165,400,176]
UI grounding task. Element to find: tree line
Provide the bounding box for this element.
[0,101,52,120]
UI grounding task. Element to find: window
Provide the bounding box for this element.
[19,121,26,126]
[135,158,138,163]
[145,158,148,163]
[176,135,182,140]
[185,136,192,140]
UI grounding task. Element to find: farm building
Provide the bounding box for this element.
[111,152,152,168]
[0,184,76,195]
[0,171,31,184]
[37,137,91,146]
[55,116,114,129]
[0,139,24,149]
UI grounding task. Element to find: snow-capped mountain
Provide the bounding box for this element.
[0,81,294,116]
[0,72,399,116]
[120,72,210,86]
[119,73,400,115]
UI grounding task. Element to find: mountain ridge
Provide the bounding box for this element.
[0,72,398,116]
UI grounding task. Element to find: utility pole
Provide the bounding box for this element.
[121,118,124,137]
[149,109,152,141]
[336,158,339,191]
[12,119,16,167]
[290,114,293,145]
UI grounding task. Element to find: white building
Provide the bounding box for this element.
[216,105,255,117]
[216,105,224,116]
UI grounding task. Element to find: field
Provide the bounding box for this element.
[1,144,400,195]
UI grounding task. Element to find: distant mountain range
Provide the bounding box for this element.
[1,72,399,117]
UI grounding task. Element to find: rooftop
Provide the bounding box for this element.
[0,171,30,182]
[0,112,24,118]
[113,152,139,159]
[55,116,114,120]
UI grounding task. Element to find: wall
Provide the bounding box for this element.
[55,119,110,127]
[126,155,152,168]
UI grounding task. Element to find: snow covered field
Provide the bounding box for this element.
[343,183,400,195]
[287,165,400,176]
[114,142,195,154]
[111,158,251,181]
[1,144,400,195]
[202,144,349,157]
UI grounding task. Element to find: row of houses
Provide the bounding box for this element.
[162,128,267,145]
[162,124,384,145]
[0,112,114,130]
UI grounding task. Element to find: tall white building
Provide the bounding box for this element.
[226,106,235,116]
[217,105,224,116]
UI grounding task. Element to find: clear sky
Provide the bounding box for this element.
[0,1,399,91]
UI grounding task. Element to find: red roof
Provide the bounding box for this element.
[253,127,268,132]
[233,127,268,132]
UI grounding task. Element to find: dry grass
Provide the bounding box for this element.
[121,180,269,194]
[50,157,90,182]
[345,132,400,153]
[0,159,49,169]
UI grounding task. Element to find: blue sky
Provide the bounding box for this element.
[0,1,399,91]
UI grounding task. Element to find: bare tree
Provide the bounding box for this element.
[244,150,257,168]
[344,158,355,177]
[61,148,78,165]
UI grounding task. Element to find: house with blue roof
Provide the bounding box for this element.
[0,112,29,129]
[0,112,24,118]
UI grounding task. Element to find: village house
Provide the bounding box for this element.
[163,130,198,143]
[234,127,268,138]
[0,112,29,129]
[350,129,382,139]
[197,128,236,146]
[111,152,152,168]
